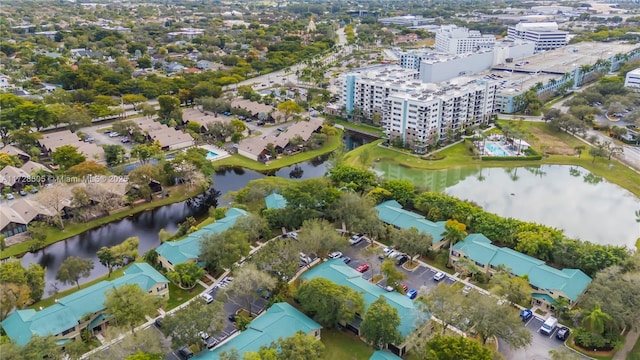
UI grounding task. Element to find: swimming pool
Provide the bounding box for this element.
[484,142,508,156]
[206,151,218,160]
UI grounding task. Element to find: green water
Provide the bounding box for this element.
[372,162,640,249]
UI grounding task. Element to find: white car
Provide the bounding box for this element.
[328,251,343,259]
[433,272,446,281]
[348,233,364,245]
[200,293,214,304]
[109,132,120,137]
[382,246,394,256]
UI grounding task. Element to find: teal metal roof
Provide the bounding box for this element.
[375,200,446,244]
[156,208,247,266]
[197,303,321,359]
[264,193,287,209]
[300,259,428,338]
[454,235,591,301]
[1,263,168,346]
[370,350,403,360]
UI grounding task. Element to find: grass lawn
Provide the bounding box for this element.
[166,283,204,310]
[1,185,200,259]
[343,123,640,198]
[320,328,373,360]
[628,336,640,360]
[333,119,386,137]
[213,132,343,171]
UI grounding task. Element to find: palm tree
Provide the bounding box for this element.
[442,220,468,267]
[582,304,612,335]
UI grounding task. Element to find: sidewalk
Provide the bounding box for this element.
[613,329,639,360]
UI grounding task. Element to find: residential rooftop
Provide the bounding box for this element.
[264,193,287,209]
[375,200,446,244]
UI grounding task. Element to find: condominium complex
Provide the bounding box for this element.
[382,77,497,147]
[507,22,567,52]
[434,25,496,55]
[624,68,640,90]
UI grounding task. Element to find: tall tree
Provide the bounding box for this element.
[51,145,86,170]
[92,326,167,360]
[0,283,31,320]
[380,180,416,206]
[381,259,407,290]
[390,227,433,265]
[22,335,62,360]
[104,284,165,334]
[423,335,493,360]
[297,218,345,259]
[103,144,126,166]
[166,262,205,289]
[442,219,467,265]
[328,192,385,238]
[420,282,468,335]
[360,297,403,349]
[276,100,303,122]
[162,299,225,349]
[489,269,532,306]
[221,264,276,316]
[582,304,613,335]
[328,165,377,193]
[55,256,94,289]
[199,229,250,273]
[97,237,139,277]
[295,278,365,327]
[466,292,531,347]
[247,331,325,360]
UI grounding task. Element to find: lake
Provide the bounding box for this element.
[373,162,640,249]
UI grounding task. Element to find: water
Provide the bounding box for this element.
[206,151,218,160]
[485,142,508,156]
[372,162,639,249]
[22,158,330,295]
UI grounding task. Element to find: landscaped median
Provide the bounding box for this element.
[0,184,202,259]
[212,130,343,171]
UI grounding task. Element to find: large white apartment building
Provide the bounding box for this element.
[624,68,640,90]
[434,25,496,55]
[507,22,567,52]
[338,65,420,116]
[382,78,497,147]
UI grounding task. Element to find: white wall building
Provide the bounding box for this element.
[624,68,640,89]
[435,25,496,55]
[507,22,567,52]
[383,78,497,147]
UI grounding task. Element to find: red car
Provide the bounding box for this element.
[356,264,370,273]
[401,283,408,292]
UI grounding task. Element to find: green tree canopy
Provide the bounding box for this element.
[360,297,403,349]
[55,256,94,289]
[104,284,165,333]
[51,145,86,170]
[423,335,493,360]
[162,298,225,350]
[295,278,365,327]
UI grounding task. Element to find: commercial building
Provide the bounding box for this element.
[451,234,592,308]
[624,68,640,89]
[375,200,447,249]
[156,208,247,269]
[199,303,322,359]
[382,77,497,147]
[1,263,169,346]
[507,22,567,52]
[378,15,434,27]
[301,259,429,356]
[434,25,496,55]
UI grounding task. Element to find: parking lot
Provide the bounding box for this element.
[342,239,576,360]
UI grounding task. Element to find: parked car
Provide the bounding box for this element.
[256,121,265,126]
[205,337,218,349]
[228,313,237,322]
[154,317,163,328]
[356,263,369,273]
[299,252,312,264]
[400,283,408,292]
[328,251,343,259]
[406,289,418,300]
[396,255,409,266]
[109,132,120,137]
[18,190,28,196]
[120,137,130,143]
[287,231,298,240]
[433,272,446,281]
[539,316,558,336]
[520,309,533,322]
[277,127,285,132]
[382,246,394,256]
[84,136,94,143]
[6,193,15,200]
[556,326,570,341]
[200,293,214,304]
[348,233,364,245]
[342,256,352,264]
[177,345,194,359]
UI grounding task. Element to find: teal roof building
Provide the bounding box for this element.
[197,302,322,359]
[301,259,428,344]
[156,208,247,268]
[370,350,404,360]
[264,193,287,209]
[452,234,592,303]
[1,263,169,346]
[375,200,447,246]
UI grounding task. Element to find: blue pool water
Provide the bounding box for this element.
[206,151,218,159]
[485,142,508,156]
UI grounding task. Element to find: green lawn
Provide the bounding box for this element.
[333,119,386,137]
[629,335,640,360]
[320,328,374,360]
[213,132,342,171]
[167,283,204,310]
[1,185,201,259]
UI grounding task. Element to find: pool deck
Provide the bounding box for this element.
[199,144,231,161]
[478,140,522,157]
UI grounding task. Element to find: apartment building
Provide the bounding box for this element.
[382,78,497,147]
[507,22,567,52]
[338,65,420,116]
[435,25,496,55]
[624,68,640,90]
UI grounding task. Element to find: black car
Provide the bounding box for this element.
[205,337,218,349]
[154,317,163,328]
[556,327,570,341]
[228,313,237,322]
[396,255,409,265]
[177,345,194,359]
[342,256,352,264]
